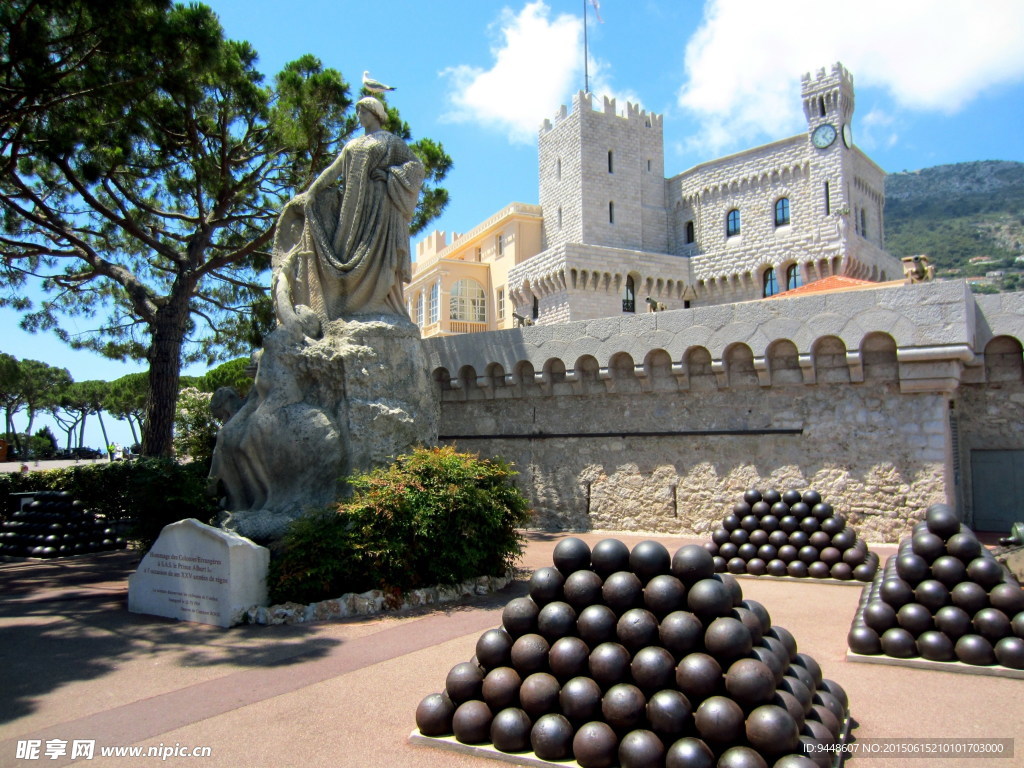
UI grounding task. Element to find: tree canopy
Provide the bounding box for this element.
[1,1,452,457]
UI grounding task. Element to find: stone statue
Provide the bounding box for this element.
[211,97,439,542]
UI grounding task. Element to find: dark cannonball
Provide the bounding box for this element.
[752,501,772,517]
[735,501,754,516]
[530,566,566,605]
[538,600,578,641]
[807,704,840,739]
[747,558,768,576]
[785,664,815,693]
[741,514,761,532]
[725,658,777,707]
[847,625,881,655]
[955,633,997,666]
[777,545,798,564]
[502,597,540,638]
[911,531,945,562]
[717,746,769,768]
[553,537,592,576]
[952,582,989,615]
[767,626,799,661]
[490,706,532,752]
[694,695,745,744]
[897,602,934,635]
[757,515,779,535]
[773,755,818,768]
[415,692,456,736]
[559,676,603,723]
[752,645,787,683]
[799,517,820,534]
[768,502,790,519]
[573,721,619,768]
[645,574,688,616]
[994,636,1024,669]
[589,642,632,687]
[934,605,972,640]
[745,489,765,505]
[778,675,813,714]
[930,555,967,589]
[719,543,740,561]
[853,559,879,582]
[914,579,950,613]
[925,503,960,539]
[990,583,1024,616]
[818,546,841,566]
[705,617,754,662]
[880,578,914,609]
[510,633,550,675]
[445,661,485,704]
[967,557,1005,590]
[1014,612,1024,639]
[779,516,800,534]
[476,628,515,670]
[819,515,845,536]
[973,607,1012,643]
[742,599,773,634]
[769,530,790,548]
[831,528,858,552]
[592,538,632,578]
[564,569,604,611]
[578,604,619,646]
[672,544,716,583]
[746,704,800,757]
[618,608,661,653]
[749,529,770,547]
[631,540,672,582]
[829,562,853,581]
[602,683,647,730]
[792,653,822,688]
[895,553,930,584]
[766,559,788,576]
[688,577,734,619]
[760,489,782,506]
[789,531,810,548]
[618,729,666,768]
[665,737,715,768]
[660,610,704,657]
[797,546,819,565]
[802,490,822,507]
[714,556,728,573]
[531,713,574,761]
[733,606,766,644]
[519,672,561,718]
[721,573,744,606]
[807,562,831,580]
[705,541,721,557]
[811,691,844,725]
[631,646,677,693]
[880,627,918,658]
[482,666,522,710]
[604,571,644,613]
[647,689,693,740]
[452,699,493,744]
[802,717,836,745]
[946,531,982,562]
[675,652,723,700]
[771,690,806,730]
[758,544,779,562]
[728,557,748,574]
[549,636,592,681]
[723,514,742,532]
[790,502,811,521]
[738,543,759,561]
[781,489,801,506]
[730,529,751,546]
[712,528,732,547]
[916,630,956,661]
[786,560,809,579]
[841,546,866,566]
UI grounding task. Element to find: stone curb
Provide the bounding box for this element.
[239,571,516,626]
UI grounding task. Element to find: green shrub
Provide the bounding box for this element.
[0,458,217,548]
[269,446,532,605]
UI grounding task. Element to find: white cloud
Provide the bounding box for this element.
[678,0,1024,156]
[440,2,583,144]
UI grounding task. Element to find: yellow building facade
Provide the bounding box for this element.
[407,203,543,337]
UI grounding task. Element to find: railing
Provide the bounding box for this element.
[449,321,488,335]
[622,299,635,313]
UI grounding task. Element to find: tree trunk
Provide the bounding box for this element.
[142,286,192,457]
[97,411,111,458]
[78,414,88,448]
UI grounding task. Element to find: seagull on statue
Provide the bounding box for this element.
[362,71,396,93]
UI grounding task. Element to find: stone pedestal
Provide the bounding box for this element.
[212,314,438,541]
[128,519,269,628]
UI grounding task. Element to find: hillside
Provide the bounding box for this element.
[884,161,1024,291]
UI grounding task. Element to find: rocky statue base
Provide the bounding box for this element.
[212,314,438,542]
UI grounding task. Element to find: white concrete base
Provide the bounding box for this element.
[846,650,1024,679]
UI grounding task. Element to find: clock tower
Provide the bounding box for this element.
[802,62,855,150]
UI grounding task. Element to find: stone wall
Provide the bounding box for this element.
[425,281,1024,543]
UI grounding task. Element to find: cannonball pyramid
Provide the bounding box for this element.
[415,537,850,768]
[848,503,1024,670]
[0,490,128,558]
[705,488,879,583]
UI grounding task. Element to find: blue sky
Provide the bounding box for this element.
[4,0,1024,448]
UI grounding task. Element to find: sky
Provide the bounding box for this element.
[4,0,1024,449]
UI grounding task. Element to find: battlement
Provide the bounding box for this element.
[801,61,852,90]
[539,90,663,134]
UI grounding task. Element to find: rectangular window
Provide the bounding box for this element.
[608,150,614,173]
[429,282,439,324]
[497,288,505,321]
[824,181,831,216]
[495,234,504,257]
[609,201,615,224]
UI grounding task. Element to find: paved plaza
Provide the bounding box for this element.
[0,532,1019,767]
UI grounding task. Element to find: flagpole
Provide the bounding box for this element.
[583,0,589,93]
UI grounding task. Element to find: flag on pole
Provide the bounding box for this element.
[590,0,604,23]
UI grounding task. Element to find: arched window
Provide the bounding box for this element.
[726,208,740,237]
[623,275,636,313]
[786,264,803,291]
[763,267,779,297]
[449,279,486,322]
[415,292,424,327]
[429,281,440,324]
[774,198,790,227]
[685,221,695,244]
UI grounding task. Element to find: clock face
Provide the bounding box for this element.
[842,122,853,148]
[812,123,837,149]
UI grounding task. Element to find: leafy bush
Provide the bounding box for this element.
[269,446,532,605]
[0,458,217,548]
[173,387,219,468]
